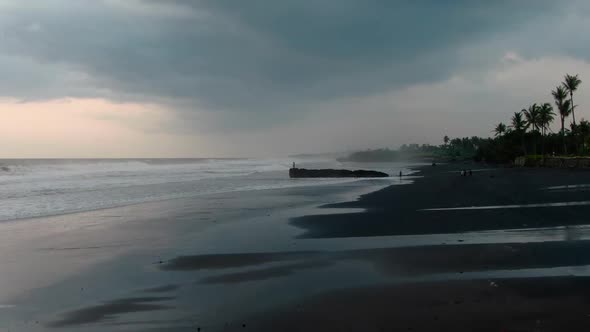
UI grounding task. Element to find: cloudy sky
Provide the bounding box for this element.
[1,0,590,157]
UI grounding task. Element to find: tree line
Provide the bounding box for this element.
[486,73,587,161]
[342,74,586,163]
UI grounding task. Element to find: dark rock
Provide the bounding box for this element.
[289,168,389,178]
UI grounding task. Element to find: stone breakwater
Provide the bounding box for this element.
[289,168,389,178]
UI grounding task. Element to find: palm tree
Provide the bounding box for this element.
[563,74,582,126]
[443,135,450,145]
[538,103,555,156]
[538,103,555,136]
[552,85,571,154]
[494,122,507,137]
[579,119,590,153]
[511,111,527,155]
[523,103,540,155]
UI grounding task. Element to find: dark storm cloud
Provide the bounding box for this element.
[0,1,566,113]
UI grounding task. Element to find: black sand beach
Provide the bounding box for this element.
[293,163,590,238]
[270,163,590,331]
[6,163,590,331]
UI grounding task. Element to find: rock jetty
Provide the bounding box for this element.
[289,168,389,178]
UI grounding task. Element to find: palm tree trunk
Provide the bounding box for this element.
[521,132,526,156]
[532,126,537,156]
[562,116,567,155]
[541,127,545,158]
[571,92,577,126]
[570,93,580,155]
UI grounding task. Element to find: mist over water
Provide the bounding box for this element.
[0,158,409,222]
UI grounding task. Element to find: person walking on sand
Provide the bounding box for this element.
[399,170,403,178]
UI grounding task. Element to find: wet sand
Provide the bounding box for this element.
[245,276,590,332]
[159,239,590,279]
[268,163,590,331]
[6,164,590,331]
[293,164,590,237]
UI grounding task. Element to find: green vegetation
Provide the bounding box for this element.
[563,74,582,125]
[477,73,586,162]
[340,138,484,162]
[343,73,589,164]
[494,123,507,137]
[340,148,400,162]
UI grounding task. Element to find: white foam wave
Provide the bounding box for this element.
[0,158,409,221]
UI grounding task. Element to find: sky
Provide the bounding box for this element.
[1,0,590,157]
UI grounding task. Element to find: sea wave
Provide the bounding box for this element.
[0,158,406,221]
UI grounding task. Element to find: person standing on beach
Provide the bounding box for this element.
[399,171,403,178]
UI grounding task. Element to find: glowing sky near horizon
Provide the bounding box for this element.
[1,0,590,157]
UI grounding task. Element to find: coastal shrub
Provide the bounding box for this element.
[524,155,544,167]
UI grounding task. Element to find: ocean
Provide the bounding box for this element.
[0,158,420,330]
[0,158,412,222]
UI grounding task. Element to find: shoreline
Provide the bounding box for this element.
[0,173,404,331]
[6,163,590,330]
[291,162,590,238]
[0,172,400,224]
[0,156,416,222]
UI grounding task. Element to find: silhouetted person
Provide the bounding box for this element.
[468,169,473,176]
[399,171,403,178]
